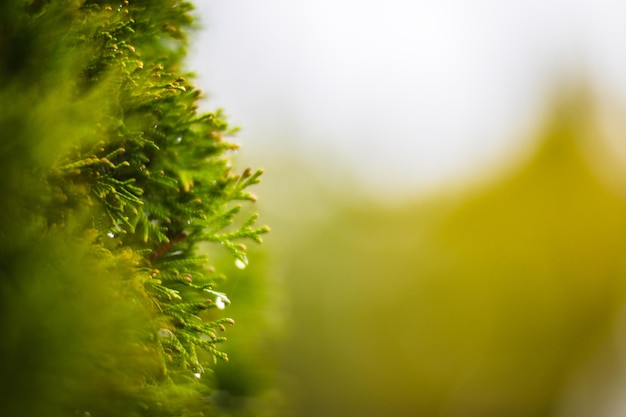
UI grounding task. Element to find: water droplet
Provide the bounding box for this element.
[203,289,230,309]
[158,328,174,339]
[235,256,248,270]
[193,364,204,378]
[215,296,228,310]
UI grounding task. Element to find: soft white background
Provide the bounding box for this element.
[188,0,626,195]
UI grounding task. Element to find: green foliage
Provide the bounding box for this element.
[0,1,267,416]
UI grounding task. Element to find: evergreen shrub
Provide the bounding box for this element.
[0,1,268,416]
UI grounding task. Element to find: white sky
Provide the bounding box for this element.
[188,0,626,194]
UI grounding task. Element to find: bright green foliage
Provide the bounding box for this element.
[0,1,267,416]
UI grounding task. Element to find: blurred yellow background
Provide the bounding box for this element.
[211,92,626,417]
[188,2,626,416]
[240,92,626,417]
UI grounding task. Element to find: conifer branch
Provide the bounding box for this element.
[0,1,268,414]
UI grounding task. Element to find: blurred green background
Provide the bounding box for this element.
[186,2,626,416]
[215,94,626,417]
